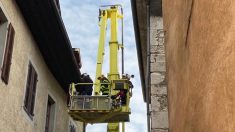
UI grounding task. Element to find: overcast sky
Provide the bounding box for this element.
[60,0,147,131]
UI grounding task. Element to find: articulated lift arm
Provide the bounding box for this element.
[94,9,108,95]
[68,5,131,132]
[94,6,125,132]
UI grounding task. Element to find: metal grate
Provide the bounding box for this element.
[70,95,112,110]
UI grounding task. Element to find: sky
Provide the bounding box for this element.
[60,0,147,132]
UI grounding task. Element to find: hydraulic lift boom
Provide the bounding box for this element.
[68,5,132,132]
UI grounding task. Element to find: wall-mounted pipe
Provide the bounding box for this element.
[146,1,151,132]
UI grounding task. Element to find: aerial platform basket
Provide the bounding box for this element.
[68,95,130,123]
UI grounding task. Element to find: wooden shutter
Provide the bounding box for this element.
[24,64,32,109]
[45,101,52,132]
[1,23,15,84]
[24,63,38,117]
[29,69,37,115]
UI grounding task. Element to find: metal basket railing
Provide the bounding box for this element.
[69,95,112,111]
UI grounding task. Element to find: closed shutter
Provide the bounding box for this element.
[24,64,32,109]
[1,23,15,84]
[29,69,37,115]
[45,101,52,132]
[24,63,38,117]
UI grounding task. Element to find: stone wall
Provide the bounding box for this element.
[150,16,169,132]
[163,0,235,131]
[0,0,83,132]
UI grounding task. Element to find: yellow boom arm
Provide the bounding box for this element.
[68,5,130,132]
[94,5,125,132]
[94,9,108,95]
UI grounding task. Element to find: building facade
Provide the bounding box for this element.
[133,0,235,132]
[163,0,235,131]
[0,0,83,132]
[131,0,169,132]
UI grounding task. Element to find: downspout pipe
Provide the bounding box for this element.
[146,1,151,132]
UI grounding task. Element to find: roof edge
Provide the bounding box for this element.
[131,0,147,102]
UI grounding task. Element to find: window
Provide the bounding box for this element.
[69,120,77,132]
[45,96,56,132]
[0,8,15,84]
[24,62,38,118]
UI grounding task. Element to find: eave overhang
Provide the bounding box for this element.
[131,0,162,102]
[15,0,81,92]
[131,0,147,102]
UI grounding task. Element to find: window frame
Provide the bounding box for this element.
[0,6,8,66]
[0,7,15,85]
[45,95,56,132]
[23,62,38,119]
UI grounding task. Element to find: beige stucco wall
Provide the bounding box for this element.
[163,0,235,132]
[0,0,83,132]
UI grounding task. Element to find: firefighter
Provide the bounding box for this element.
[83,74,93,95]
[98,75,110,95]
[122,74,134,96]
[116,89,127,105]
[78,73,86,95]
[79,73,93,95]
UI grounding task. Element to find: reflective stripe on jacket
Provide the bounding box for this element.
[101,79,109,94]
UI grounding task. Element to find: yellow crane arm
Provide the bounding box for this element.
[69,5,128,132]
[94,10,108,95]
[94,5,125,132]
[105,6,124,132]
